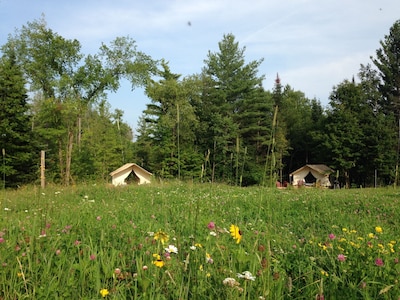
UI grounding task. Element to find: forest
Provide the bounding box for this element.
[1,18,400,188]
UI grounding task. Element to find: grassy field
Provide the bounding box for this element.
[1,183,400,299]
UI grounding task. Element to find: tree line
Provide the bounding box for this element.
[1,18,400,188]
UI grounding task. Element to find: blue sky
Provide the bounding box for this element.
[1,0,399,135]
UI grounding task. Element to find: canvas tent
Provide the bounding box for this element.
[109,163,152,186]
[290,164,333,187]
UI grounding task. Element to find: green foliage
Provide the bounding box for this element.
[0,54,38,187]
[1,184,400,299]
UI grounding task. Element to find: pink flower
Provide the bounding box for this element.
[96,216,101,221]
[337,254,346,262]
[55,249,61,256]
[90,254,96,260]
[375,258,384,266]
[74,240,81,246]
[207,222,215,230]
[0,238,5,243]
[328,233,336,240]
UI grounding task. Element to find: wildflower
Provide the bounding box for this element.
[320,270,329,277]
[328,233,336,240]
[74,240,81,246]
[375,258,384,266]
[206,253,213,264]
[55,249,61,256]
[0,238,4,243]
[114,268,121,275]
[337,254,346,262]
[164,245,178,254]
[96,216,101,221]
[368,233,375,239]
[100,288,109,298]
[142,265,148,270]
[342,227,348,233]
[237,271,256,281]
[154,230,169,245]
[209,231,217,236]
[207,221,215,230]
[375,226,383,233]
[90,254,96,260]
[230,224,242,244]
[190,246,197,251]
[153,256,164,268]
[223,277,239,287]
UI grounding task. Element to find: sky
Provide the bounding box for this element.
[1,0,399,134]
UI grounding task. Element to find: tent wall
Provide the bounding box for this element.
[132,166,151,185]
[111,168,133,186]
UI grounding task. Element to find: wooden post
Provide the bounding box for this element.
[41,150,45,189]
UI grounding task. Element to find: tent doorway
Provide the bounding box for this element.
[305,171,316,185]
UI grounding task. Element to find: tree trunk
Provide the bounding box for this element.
[58,139,65,183]
[65,131,74,186]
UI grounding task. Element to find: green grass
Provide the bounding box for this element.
[1,183,400,299]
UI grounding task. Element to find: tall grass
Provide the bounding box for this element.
[1,183,400,299]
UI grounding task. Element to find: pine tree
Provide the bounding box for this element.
[200,34,264,183]
[0,54,38,187]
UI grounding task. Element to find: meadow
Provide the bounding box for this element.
[1,183,400,299]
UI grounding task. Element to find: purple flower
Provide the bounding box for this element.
[337,254,346,262]
[375,258,384,266]
[328,233,336,240]
[207,222,215,230]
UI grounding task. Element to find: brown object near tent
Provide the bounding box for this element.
[290,164,334,187]
[109,163,152,186]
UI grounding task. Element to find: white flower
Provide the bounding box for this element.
[209,231,217,236]
[165,244,178,254]
[190,246,197,251]
[147,231,154,236]
[223,277,239,287]
[237,271,256,281]
[4,208,10,211]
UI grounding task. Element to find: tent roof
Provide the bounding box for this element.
[290,164,333,176]
[109,163,153,177]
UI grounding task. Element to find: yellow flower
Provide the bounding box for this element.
[154,230,169,245]
[320,270,329,277]
[375,226,383,234]
[100,289,109,298]
[153,258,165,268]
[229,224,242,244]
[368,233,375,239]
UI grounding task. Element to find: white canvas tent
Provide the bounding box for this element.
[109,163,152,186]
[290,164,333,187]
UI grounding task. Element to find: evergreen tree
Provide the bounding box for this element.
[200,33,264,183]
[137,62,200,179]
[371,19,400,186]
[0,54,38,187]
